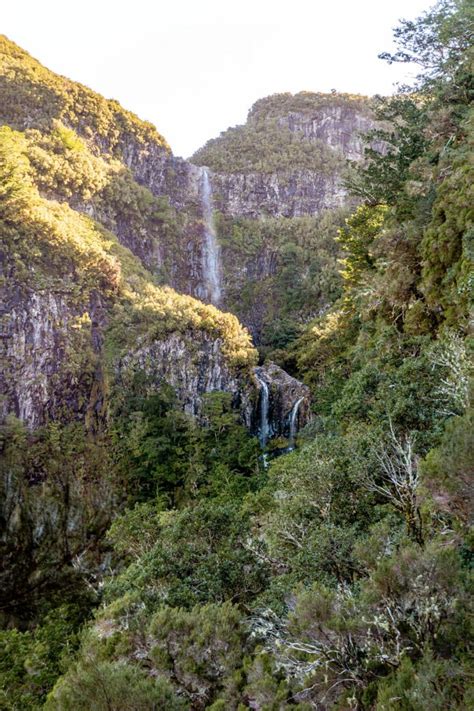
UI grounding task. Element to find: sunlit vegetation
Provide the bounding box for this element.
[191,118,345,174]
[191,91,371,174]
[248,90,372,121]
[0,124,256,366]
[0,35,170,155]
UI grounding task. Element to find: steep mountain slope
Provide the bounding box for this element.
[0,78,255,629]
[0,36,314,627]
[0,119,257,427]
[1,37,379,351]
[1,38,251,623]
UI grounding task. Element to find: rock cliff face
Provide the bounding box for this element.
[1,286,107,429]
[189,92,376,219]
[277,102,376,160]
[116,331,255,425]
[210,169,349,219]
[1,282,257,431]
[109,93,378,345]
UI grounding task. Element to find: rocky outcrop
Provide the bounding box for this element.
[279,102,376,161]
[0,284,258,432]
[211,169,350,219]
[187,95,379,222]
[254,362,311,445]
[1,280,309,446]
[117,331,254,425]
[204,102,379,219]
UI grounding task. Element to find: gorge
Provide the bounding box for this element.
[0,36,376,441]
[1,1,472,706]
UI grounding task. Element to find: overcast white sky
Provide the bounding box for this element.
[3,0,433,158]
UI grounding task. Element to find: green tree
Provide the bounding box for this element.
[106,500,269,609]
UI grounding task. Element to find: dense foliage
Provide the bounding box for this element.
[216,209,347,354]
[191,118,344,174]
[1,1,473,709]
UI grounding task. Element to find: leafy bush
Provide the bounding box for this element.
[45,660,186,710]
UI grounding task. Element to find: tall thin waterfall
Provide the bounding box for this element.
[200,167,222,305]
[256,375,270,448]
[288,397,304,449]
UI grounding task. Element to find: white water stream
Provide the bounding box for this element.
[256,375,270,448]
[288,396,304,450]
[200,167,222,305]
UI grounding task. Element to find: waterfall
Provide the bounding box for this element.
[200,167,222,305]
[256,375,270,448]
[288,396,304,450]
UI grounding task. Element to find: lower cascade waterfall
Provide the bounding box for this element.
[288,396,304,449]
[253,363,310,455]
[200,167,222,305]
[255,375,270,448]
